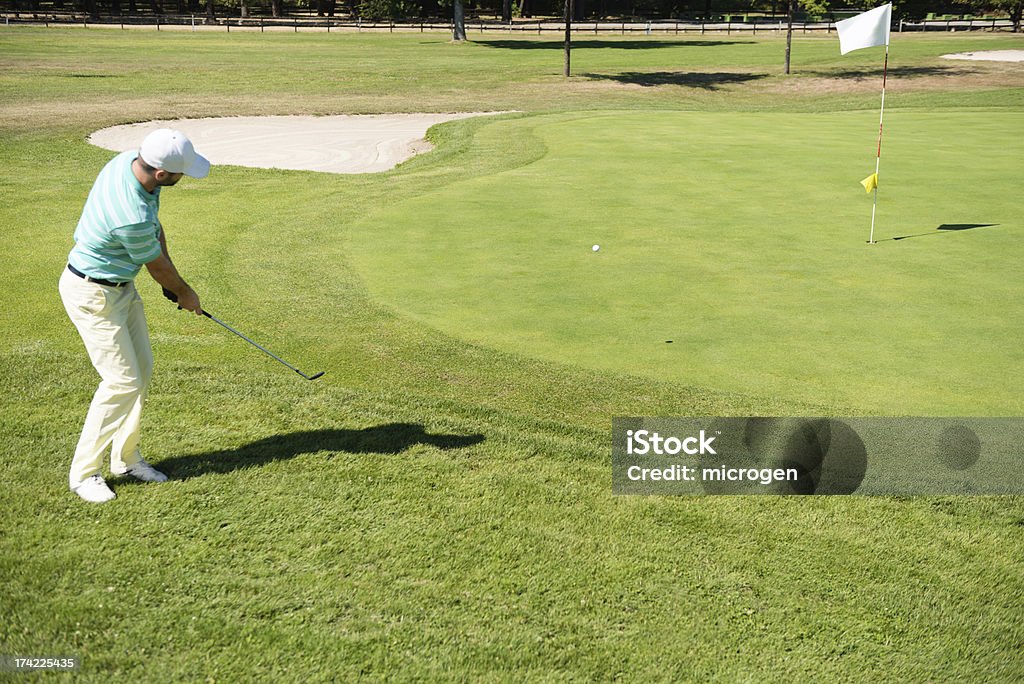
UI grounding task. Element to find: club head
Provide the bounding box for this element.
[306,372,325,381]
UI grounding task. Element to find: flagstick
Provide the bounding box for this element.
[868,44,889,245]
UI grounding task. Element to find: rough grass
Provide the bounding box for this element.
[1,27,1023,681]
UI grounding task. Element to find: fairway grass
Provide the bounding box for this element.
[2,27,1023,681]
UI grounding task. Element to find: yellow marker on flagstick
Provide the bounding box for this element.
[861,173,878,193]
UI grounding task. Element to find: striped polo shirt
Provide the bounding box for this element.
[68,150,163,282]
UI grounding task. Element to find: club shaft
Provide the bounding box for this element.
[203,311,313,379]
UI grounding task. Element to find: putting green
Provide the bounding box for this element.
[351,110,1023,415]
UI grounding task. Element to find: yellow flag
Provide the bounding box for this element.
[861,173,878,193]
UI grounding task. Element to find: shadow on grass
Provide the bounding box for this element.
[585,70,766,89]
[146,424,485,480]
[882,223,1000,242]
[807,65,972,79]
[476,39,754,50]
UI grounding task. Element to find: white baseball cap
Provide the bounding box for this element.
[139,128,210,179]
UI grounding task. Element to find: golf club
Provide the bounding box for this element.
[164,289,324,381]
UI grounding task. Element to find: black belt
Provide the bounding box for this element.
[67,264,129,288]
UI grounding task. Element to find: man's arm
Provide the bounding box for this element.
[146,229,202,315]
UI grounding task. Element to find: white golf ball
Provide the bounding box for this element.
[592,244,600,252]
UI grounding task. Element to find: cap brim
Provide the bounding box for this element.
[185,153,211,179]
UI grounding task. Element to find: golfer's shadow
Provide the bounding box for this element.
[152,424,485,480]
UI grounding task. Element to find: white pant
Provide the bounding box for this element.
[59,268,153,486]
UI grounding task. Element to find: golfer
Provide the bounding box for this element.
[59,129,210,503]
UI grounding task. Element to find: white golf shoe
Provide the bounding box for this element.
[72,475,116,503]
[111,459,168,483]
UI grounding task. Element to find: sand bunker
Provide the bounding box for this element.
[941,50,1024,63]
[89,113,505,174]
